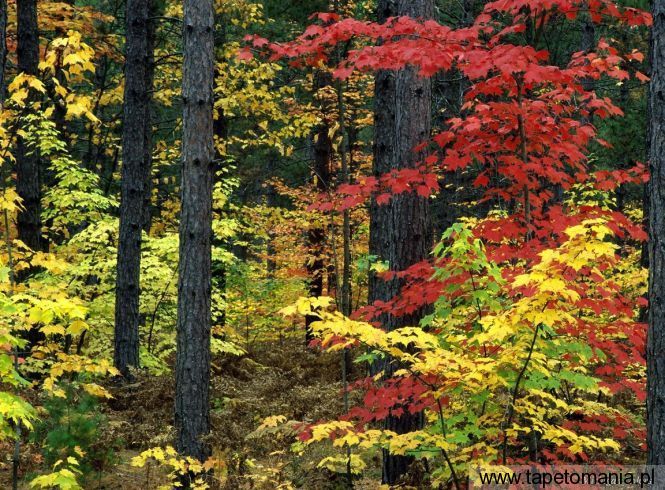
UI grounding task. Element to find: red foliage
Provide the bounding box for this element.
[258,0,650,464]
[344,377,438,423]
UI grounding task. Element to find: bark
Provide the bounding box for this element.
[648,0,665,465]
[174,0,215,462]
[306,70,333,342]
[370,0,434,484]
[337,82,352,318]
[336,68,353,486]
[16,0,45,253]
[0,0,6,104]
[114,0,156,378]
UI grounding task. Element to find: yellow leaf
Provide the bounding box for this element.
[41,324,66,336]
[67,320,88,335]
[27,77,46,93]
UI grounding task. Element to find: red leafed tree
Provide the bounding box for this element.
[247,0,651,478]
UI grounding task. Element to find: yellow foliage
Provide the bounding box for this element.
[284,217,643,479]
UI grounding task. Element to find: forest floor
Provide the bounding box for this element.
[3,341,387,489]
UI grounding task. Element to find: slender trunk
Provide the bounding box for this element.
[114,0,156,378]
[338,102,352,317]
[369,0,434,484]
[648,0,665,465]
[174,0,215,462]
[335,0,352,323]
[335,39,353,483]
[16,0,45,253]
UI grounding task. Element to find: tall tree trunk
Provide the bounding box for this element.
[114,0,156,378]
[305,70,333,342]
[336,56,353,487]
[369,0,434,484]
[0,0,6,104]
[174,0,215,462]
[648,0,665,465]
[16,0,45,253]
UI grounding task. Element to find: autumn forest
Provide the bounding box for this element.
[0,0,662,488]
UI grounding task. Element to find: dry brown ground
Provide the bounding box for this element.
[4,340,386,489]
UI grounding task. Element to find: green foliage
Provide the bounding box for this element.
[0,309,37,439]
[283,214,645,485]
[31,388,117,478]
[0,367,37,440]
[222,260,307,350]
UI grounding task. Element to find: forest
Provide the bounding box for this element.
[0,0,662,488]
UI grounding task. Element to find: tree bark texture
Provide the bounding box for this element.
[16,0,45,252]
[174,0,215,462]
[369,0,434,484]
[114,0,156,378]
[648,0,665,465]
[306,70,333,342]
[0,0,6,104]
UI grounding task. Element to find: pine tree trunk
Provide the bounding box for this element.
[174,0,215,462]
[16,0,45,253]
[306,70,333,342]
[648,0,665,465]
[0,0,6,104]
[369,0,433,484]
[114,0,156,378]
